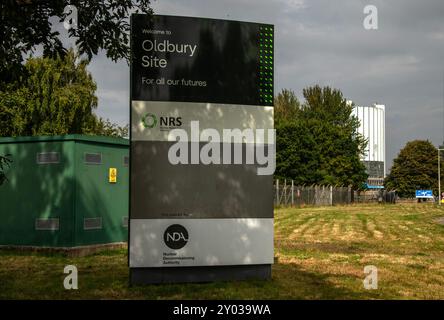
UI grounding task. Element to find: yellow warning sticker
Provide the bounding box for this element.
[109,168,117,183]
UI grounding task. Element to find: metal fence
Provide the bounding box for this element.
[274,179,397,206]
[274,179,352,206]
[354,189,397,204]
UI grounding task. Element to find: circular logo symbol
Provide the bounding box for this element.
[141,113,157,128]
[163,224,189,250]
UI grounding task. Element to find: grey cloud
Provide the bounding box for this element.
[85,0,444,170]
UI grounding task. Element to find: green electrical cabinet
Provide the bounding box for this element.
[0,135,129,248]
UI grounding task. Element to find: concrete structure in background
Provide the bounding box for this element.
[352,104,386,188]
[0,135,129,248]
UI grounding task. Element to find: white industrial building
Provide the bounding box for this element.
[352,103,386,188]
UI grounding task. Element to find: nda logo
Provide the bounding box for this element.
[164,224,189,249]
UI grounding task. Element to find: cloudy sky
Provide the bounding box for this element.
[86,0,444,169]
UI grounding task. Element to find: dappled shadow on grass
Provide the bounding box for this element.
[0,248,383,299]
[124,260,382,300]
[270,261,382,300]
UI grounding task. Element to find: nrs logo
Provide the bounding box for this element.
[141,113,182,130]
[163,224,189,249]
[141,113,157,128]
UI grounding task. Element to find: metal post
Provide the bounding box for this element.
[284,179,287,205]
[439,149,441,205]
[276,179,279,206]
[291,180,294,207]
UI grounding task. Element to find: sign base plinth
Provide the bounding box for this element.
[130,265,272,285]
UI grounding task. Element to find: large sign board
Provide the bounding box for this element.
[129,14,274,284]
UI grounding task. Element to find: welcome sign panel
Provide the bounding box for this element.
[129,14,274,283]
[131,14,274,105]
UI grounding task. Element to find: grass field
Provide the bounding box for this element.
[1,203,444,299]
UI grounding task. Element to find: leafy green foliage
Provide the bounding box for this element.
[385,140,440,197]
[0,154,12,186]
[1,49,97,136]
[92,118,129,139]
[275,86,368,187]
[0,0,153,85]
[0,49,127,138]
[274,89,300,123]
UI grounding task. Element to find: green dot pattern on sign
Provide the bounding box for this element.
[258,25,274,105]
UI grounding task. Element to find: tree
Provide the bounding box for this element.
[300,86,367,187]
[275,118,322,185]
[385,140,440,197]
[274,89,321,184]
[0,49,127,138]
[274,86,368,188]
[274,88,300,124]
[0,0,152,85]
[1,49,97,136]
